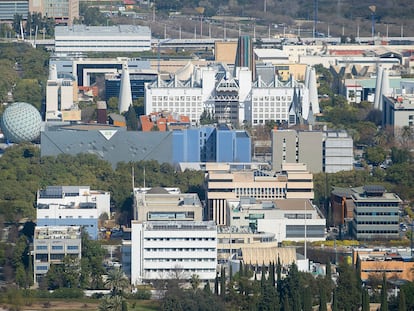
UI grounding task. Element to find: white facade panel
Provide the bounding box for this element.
[131,221,217,285]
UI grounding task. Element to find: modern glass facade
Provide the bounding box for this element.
[0,0,28,20]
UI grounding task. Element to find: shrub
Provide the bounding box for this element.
[50,288,84,299]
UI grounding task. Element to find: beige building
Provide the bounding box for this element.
[133,187,203,222]
[214,41,238,64]
[30,0,79,25]
[205,163,314,226]
[353,248,414,282]
[217,226,299,267]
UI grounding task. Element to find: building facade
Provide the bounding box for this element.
[383,94,414,134]
[353,248,414,281]
[41,124,251,168]
[130,221,217,284]
[205,163,314,226]
[271,128,353,173]
[133,188,203,223]
[145,62,318,127]
[36,186,110,239]
[351,186,401,240]
[54,25,151,55]
[33,226,82,284]
[0,0,28,20]
[29,0,79,25]
[227,198,326,242]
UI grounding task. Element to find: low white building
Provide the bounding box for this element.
[54,25,151,55]
[131,221,217,285]
[36,186,110,239]
[33,226,82,284]
[227,198,326,243]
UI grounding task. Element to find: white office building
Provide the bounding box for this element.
[36,186,111,239]
[33,226,82,284]
[145,63,318,126]
[131,221,217,285]
[228,198,326,243]
[54,25,151,55]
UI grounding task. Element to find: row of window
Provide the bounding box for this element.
[144,248,215,252]
[355,221,398,225]
[253,114,289,120]
[145,237,215,241]
[355,212,398,216]
[252,96,292,101]
[355,203,399,207]
[144,268,215,273]
[356,230,399,234]
[253,107,288,112]
[144,258,215,262]
[152,102,202,108]
[36,245,79,251]
[152,96,202,101]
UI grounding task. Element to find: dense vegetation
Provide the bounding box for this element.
[0,42,49,109]
[0,144,205,224]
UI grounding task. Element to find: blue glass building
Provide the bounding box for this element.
[172,125,251,163]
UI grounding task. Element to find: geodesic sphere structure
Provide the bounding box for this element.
[0,102,42,143]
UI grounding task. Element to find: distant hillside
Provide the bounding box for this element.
[154,0,414,38]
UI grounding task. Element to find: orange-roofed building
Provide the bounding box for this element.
[140,112,190,132]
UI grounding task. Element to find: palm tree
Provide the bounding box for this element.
[106,267,129,296]
[99,295,124,311]
[190,274,201,292]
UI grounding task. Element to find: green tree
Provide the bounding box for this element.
[380,274,388,311]
[99,295,124,311]
[365,146,387,166]
[125,105,138,131]
[302,286,312,311]
[398,288,406,311]
[12,79,43,110]
[106,267,129,296]
[362,288,370,311]
[319,286,327,311]
[335,261,360,311]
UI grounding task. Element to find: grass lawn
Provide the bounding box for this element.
[2,298,160,311]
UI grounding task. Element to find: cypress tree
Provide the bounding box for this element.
[362,288,370,311]
[214,272,219,295]
[261,263,266,289]
[239,261,244,278]
[302,286,312,311]
[331,289,338,311]
[398,288,406,311]
[269,261,276,287]
[220,267,226,298]
[319,285,327,311]
[380,274,388,311]
[283,293,291,311]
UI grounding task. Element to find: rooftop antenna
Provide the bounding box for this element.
[313,0,318,39]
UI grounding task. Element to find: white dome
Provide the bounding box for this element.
[1,102,42,143]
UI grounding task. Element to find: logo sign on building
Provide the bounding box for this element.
[99,130,118,140]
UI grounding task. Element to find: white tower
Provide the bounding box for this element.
[373,66,383,110]
[118,63,133,114]
[48,64,58,81]
[308,66,320,115]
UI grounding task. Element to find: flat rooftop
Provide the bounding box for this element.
[55,25,151,37]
